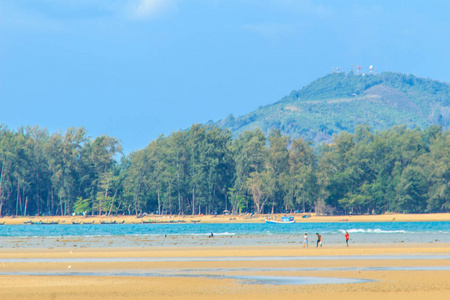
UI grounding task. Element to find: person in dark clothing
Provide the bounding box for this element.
[316,233,322,247]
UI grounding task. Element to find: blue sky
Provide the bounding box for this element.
[1,0,449,153]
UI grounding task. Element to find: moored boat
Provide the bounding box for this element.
[82,221,95,224]
[100,220,117,224]
[100,220,125,224]
[40,221,59,225]
[265,216,295,224]
[141,220,184,224]
[24,220,58,225]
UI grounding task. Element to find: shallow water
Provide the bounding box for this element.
[1,255,449,263]
[0,221,449,248]
[2,265,449,285]
[0,270,372,285]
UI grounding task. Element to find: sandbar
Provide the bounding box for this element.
[0,244,449,299]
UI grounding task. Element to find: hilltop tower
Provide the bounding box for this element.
[357,65,362,75]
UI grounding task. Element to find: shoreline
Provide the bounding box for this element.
[1,242,450,255]
[1,212,449,225]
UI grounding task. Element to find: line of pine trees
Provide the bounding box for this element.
[1,123,449,217]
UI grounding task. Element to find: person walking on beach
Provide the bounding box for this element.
[303,233,308,248]
[316,233,322,247]
[345,231,349,247]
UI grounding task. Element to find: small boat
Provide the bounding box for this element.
[141,220,183,224]
[190,220,201,223]
[265,216,295,224]
[0,221,5,225]
[100,220,125,224]
[82,221,95,224]
[100,220,117,224]
[40,221,59,225]
[141,220,156,224]
[72,221,81,225]
[24,220,45,225]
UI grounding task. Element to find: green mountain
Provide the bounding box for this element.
[212,72,450,143]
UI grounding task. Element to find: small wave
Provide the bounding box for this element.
[339,229,407,234]
[213,232,236,236]
[176,232,237,237]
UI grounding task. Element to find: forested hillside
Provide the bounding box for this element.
[214,72,450,143]
[1,124,449,217]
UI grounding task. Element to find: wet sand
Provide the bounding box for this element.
[0,244,449,299]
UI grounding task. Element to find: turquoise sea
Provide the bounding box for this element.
[0,221,449,248]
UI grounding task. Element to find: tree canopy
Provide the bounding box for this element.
[1,123,449,216]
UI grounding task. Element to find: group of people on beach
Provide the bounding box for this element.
[302,231,350,248]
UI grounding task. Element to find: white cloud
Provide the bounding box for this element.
[131,0,177,20]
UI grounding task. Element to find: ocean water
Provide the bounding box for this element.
[0,221,448,248]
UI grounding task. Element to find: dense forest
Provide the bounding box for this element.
[214,72,450,144]
[1,123,449,217]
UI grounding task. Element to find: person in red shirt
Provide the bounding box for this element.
[345,231,349,247]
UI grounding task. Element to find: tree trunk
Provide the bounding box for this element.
[16,178,20,216]
[108,189,118,216]
[0,161,5,217]
[178,189,181,215]
[60,196,64,216]
[0,162,4,217]
[115,198,123,215]
[168,182,172,215]
[51,189,54,216]
[134,174,143,216]
[101,179,110,216]
[24,196,29,216]
[177,158,181,215]
[212,188,216,214]
[225,193,227,211]
[36,170,40,216]
[157,186,161,215]
[21,184,25,215]
[192,186,195,215]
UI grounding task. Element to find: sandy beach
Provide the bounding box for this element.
[1,212,450,225]
[0,244,449,299]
